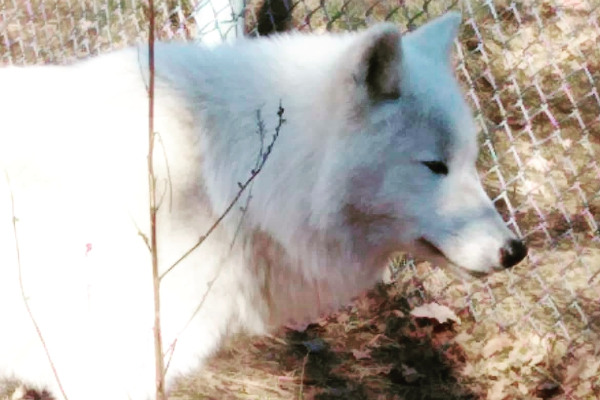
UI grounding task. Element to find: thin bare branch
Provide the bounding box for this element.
[163,268,218,375]
[162,104,286,376]
[160,103,286,281]
[155,132,173,213]
[130,213,151,252]
[146,1,166,398]
[3,171,69,400]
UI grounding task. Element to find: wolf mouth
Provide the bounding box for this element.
[417,237,445,258]
[416,237,489,278]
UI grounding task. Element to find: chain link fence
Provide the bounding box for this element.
[1,0,599,398]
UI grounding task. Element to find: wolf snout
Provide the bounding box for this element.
[499,239,528,269]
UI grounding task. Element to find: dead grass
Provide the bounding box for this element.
[171,279,479,400]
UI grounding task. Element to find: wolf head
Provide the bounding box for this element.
[324,12,527,275]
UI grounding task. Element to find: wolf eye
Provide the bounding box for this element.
[422,161,448,175]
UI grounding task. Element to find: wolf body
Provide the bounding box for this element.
[0,13,526,400]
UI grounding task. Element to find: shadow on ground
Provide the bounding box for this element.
[175,282,479,400]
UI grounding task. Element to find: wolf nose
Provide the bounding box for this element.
[500,239,528,269]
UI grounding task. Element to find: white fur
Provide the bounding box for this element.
[0,13,523,400]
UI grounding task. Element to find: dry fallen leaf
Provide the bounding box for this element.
[487,379,509,400]
[410,302,461,325]
[482,334,513,358]
[401,364,422,383]
[351,349,371,360]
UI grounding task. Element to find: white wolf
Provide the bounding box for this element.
[0,12,527,400]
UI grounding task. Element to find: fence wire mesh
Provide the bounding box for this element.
[1,0,599,398]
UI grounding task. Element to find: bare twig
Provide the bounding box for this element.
[130,214,151,252]
[160,103,286,281]
[298,352,309,400]
[155,132,173,213]
[162,104,286,375]
[227,108,272,250]
[3,171,69,400]
[146,1,166,398]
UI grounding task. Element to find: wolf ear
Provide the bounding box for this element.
[351,23,402,101]
[409,12,462,60]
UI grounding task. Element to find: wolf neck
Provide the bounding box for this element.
[150,37,380,323]
[153,41,350,211]
[246,226,383,327]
